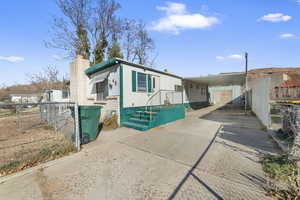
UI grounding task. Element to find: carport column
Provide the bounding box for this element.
[69,55,90,105]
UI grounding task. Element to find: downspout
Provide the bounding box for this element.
[182,79,184,106]
[119,63,123,125]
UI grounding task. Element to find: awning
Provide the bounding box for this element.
[89,71,110,94]
[184,72,246,86]
[89,71,110,85]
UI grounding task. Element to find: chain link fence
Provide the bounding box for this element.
[0,102,80,176]
[270,102,300,159]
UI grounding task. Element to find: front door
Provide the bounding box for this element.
[96,80,108,101]
[151,75,160,93]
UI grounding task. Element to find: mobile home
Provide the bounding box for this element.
[70,57,208,131]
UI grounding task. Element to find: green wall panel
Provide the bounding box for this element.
[132,70,136,92]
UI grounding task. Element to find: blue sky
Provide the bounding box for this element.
[1,0,300,86]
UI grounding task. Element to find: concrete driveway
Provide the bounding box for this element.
[0,105,278,200]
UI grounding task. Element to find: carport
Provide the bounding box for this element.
[185,72,246,105]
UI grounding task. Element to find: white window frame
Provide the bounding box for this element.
[137,72,147,92]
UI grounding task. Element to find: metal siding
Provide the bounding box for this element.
[122,64,182,108]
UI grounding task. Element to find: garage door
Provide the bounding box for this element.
[213,90,233,104]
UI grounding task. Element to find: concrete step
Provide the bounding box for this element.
[130,114,155,121]
[122,121,150,131]
[136,110,158,115]
[129,118,150,125]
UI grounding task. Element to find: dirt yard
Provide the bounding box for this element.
[0,115,76,176]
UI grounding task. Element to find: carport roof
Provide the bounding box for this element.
[184,72,245,86]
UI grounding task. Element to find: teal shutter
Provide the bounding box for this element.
[147,74,152,92]
[132,71,136,92]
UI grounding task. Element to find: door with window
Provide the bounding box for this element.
[96,79,108,101]
[151,75,160,93]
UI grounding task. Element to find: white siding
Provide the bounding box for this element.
[86,65,120,103]
[183,81,207,103]
[250,77,271,127]
[50,90,70,102]
[86,66,121,124]
[122,64,183,108]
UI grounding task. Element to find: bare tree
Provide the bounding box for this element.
[47,0,155,65]
[46,0,91,59]
[89,0,121,63]
[122,20,155,66]
[27,66,63,91]
[134,22,155,65]
[122,19,137,62]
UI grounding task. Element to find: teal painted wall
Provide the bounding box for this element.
[121,104,185,129]
[153,105,185,126]
[208,85,243,104]
[184,101,209,109]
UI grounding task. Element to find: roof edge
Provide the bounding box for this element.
[85,58,183,79]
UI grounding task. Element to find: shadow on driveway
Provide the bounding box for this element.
[167,104,279,200]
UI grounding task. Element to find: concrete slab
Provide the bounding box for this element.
[0,105,279,200]
[119,119,220,166]
[173,170,272,200]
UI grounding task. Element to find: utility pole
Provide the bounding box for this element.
[245,52,248,114]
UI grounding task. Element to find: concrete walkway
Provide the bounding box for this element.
[0,105,279,200]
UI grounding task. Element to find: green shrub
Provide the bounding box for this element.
[262,153,298,180]
[0,161,20,173]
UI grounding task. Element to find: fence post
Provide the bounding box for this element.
[54,104,57,132]
[16,105,21,130]
[74,104,80,151]
[47,104,50,123]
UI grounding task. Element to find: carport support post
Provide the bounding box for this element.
[244,52,248,114]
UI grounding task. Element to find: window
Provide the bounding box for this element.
[96,80,108,101]
[190,84,193,89]
[153,77,156,89]
[175,85,183,92]
[62,90,69,99]
[137,72,147,92]
[96,82,103,101]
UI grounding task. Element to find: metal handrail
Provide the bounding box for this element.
[146,89,175,106]
[145,89,183,121]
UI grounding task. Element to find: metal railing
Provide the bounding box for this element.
[145,89,183,120]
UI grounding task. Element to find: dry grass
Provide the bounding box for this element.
[0,115,77,177]
[263,154,300,199]
[102,114,119,131]
[0,138,76,176]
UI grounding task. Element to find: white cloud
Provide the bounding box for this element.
[156,2,186,15]
[228,54,242,60]
[151,2,220,34]
[216,56,225,60]
[216,54,243,61]
[280,33,295,38]
[259,13,292,22]
[0,56,24,63]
